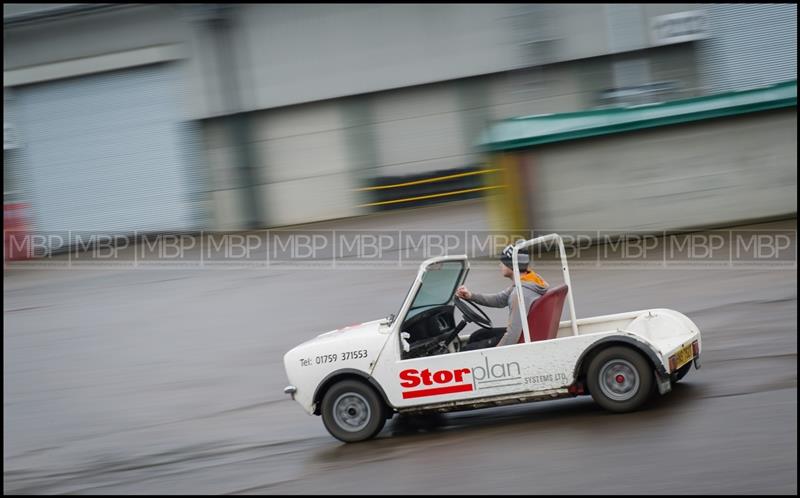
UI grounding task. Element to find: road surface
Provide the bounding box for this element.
[4,200,797,494]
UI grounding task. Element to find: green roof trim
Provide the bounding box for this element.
[478,80,797,152]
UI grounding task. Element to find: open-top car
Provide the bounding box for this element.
[283,234,702,442]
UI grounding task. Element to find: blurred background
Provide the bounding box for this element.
[3,3,797,495]
[3,3,796,243]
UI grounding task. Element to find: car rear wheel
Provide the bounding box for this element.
[587,346,654,413]
[321,379,386,443]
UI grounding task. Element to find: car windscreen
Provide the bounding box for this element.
[408,261,464,311]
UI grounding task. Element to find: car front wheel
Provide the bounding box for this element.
[587,346,654,413]
[321,379,387,443]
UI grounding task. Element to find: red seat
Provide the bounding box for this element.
[518,285,569,343]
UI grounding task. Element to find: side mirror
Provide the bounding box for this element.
[400,332,411,353]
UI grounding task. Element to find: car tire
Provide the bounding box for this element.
[587,346,654,413]
[321,379,387,443]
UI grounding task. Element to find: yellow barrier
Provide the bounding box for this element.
[355,168,502,192]
[356,167,506,209]
[357,184,506,208]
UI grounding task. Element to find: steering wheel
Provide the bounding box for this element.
[453,296,493,329]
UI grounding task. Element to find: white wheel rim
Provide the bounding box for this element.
[599,359,640,402]
[333,392,371,432]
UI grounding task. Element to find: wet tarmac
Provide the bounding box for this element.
[3,202,797,494]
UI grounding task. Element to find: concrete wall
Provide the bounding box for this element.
[8,3,770,231]
[6,4,783,117]
[184,3,705,120]
[366,82,479,179]
[201,45,702,228]
[189,4,520,120]
[202,100,365,229]
[527,109,797,232]
[511,4,701,64]
[3,5,187,70]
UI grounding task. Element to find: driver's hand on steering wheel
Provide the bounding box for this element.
[456,285,472,300]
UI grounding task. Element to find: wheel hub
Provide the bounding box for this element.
[599,359,640,401]
[332,392,371,432]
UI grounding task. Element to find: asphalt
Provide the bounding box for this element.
[3,200,797,494]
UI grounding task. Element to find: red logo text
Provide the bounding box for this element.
[399,368,473,399]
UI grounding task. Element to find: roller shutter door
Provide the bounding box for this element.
[699,4,797,93]
[249,101,359,226]
[370,84,473,178]
[14,63,196,237]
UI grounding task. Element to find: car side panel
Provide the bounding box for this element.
[373,330,646,409]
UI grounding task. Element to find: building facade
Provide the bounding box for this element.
[3,3,797,239]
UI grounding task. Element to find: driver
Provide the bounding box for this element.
[456,244,549,350]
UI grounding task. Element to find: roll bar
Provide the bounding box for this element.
[512,234,579,341]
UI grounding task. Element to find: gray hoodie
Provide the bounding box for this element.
[468,279,549,346]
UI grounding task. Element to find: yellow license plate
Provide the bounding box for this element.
[673,343,694,370]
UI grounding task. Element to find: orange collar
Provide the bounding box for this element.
[521,270,549,287]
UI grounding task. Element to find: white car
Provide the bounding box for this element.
[283,234,702,443]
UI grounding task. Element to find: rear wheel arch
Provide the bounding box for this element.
[312,369,394,417]
[573,337,666,385]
